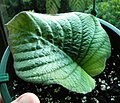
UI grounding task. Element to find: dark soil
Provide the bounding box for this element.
[6,45,120,103]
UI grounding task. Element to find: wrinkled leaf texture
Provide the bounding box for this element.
[6,11,111,94]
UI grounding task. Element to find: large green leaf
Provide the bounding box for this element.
[6,11,111,94]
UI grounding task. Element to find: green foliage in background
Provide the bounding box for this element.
[67,0,92,12]
[0,0,32,23]
[1,0,92,22]
[1,0,120,28]
[46,0,61,14]
[96,0,120,29]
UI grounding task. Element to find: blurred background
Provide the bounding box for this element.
[0,0,120,29]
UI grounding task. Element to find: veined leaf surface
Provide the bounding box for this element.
[6,11,111,94]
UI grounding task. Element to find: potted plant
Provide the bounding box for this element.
[0,0,120,103]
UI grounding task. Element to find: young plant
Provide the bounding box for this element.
[6,11,111,94]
